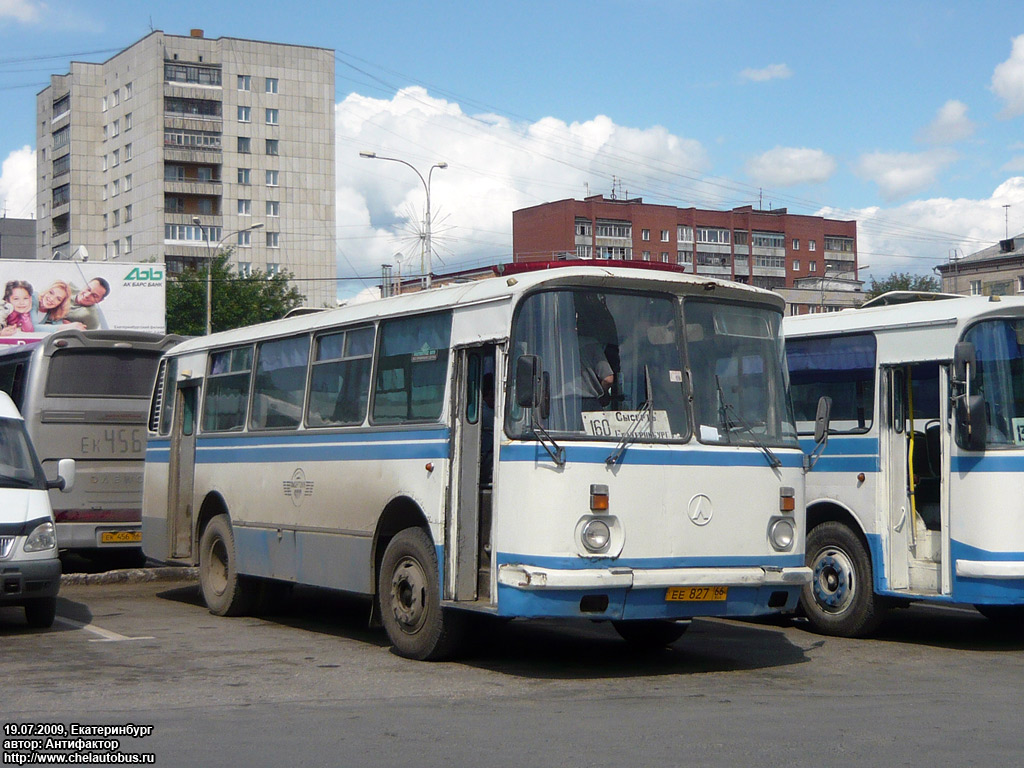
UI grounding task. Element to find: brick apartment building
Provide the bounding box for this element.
[512,196,860,312]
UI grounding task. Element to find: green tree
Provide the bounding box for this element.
[866,271,940,299]
[166,254,305,336]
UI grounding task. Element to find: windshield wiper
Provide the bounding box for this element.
[607,366,655,467]
[715,375,781,469]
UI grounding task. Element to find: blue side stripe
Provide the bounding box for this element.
[951,454,1024,473]
[799,436,878,456]
[499,443,804,468]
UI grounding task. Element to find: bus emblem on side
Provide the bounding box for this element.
[283,468,314,507]
[687,494,714,526]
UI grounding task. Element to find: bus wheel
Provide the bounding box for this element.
[199,514,255,617]
[24,597,57,629]
[975,605,1024,625]
[612,619,689,648]
[379,528,464,661]
[802,521,883,637]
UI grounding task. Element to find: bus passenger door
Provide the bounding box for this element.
[167,381,199,560]
[446,345,495,603]
[882,366,910,591]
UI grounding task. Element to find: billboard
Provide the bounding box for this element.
[0,260,165,345]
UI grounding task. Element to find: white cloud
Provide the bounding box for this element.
[992,34,1024,118]
[854,149,957,201]
[335,86,708,297]
[0,0,44,22]
[739,63,792,83]
[745,147,836,187]
[918,100,975,144]
[0,146,36,218]
[821,177,1024,278]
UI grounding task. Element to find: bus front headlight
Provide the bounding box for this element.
[581,518,612,553]
[768,517,795,552]
[24,521,57,552]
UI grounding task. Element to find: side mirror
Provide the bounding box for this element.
[953,342,976,384]
[813,396,832,445]
[515,355,541,409]
[957,394,988,451]
[48,458,76,492]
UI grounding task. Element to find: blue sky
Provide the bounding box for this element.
[2,0,1024,299]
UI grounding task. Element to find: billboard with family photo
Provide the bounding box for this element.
[0,259,166,346]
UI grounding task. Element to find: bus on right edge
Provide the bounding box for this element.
[785,293,1024,636]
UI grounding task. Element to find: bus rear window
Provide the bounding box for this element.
[45,350,162,398]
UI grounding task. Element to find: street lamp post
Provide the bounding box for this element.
[360,151,447,288]
[193,218,264,335]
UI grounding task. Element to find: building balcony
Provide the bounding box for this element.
[751,266,787,278]
[164,114,223,133]
[163,179,222,196]
[163,82,223,101]
[824,249,856,262]
[164,146,222,165]
[165,212,221,227]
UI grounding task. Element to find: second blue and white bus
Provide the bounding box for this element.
[143,265,814,659]
[786,293,1024,635]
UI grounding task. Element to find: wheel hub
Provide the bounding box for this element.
[811,548,855,613]
[390,556,427,633]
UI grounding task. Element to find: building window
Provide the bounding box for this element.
[164,62,222,86]
[52,154,70,177]
[238,106,251,122]
[102,213,108,229]
[266,169,279,186]
[238,137,251,154]
[102,154,108,172]
[103,124,108,141]
[642,251,651,260]
[266,200,279,217]
[112,149,119,167]
[124,143,132,161]
[809,261,817,273]
[824,236,854,252]
[267,262,280,276]
[124,82,132,100]
[197,198,213,215]
[238,262,252,277]
[238,168,251,185]
[661,252,669,262]
[112,89,119,107]
[165,223,220,243]
[697,227,730,244]
[642,229,650,241]
[793,239,800,250]
[595,220,631,238]
[661,230,670,242]
[165,165,185,182]
[266,108,279,125]
[575,244,592,258]
[238,74,251,91]
[111,119,119,137]
[125,204,132,222]
[574,218,591,237]
[197,167,212,182]
[809,240,816,251]
[124,174,132,191]
[52,93,70,118]
[752,231,785,248]
[125,235,132,254]
[238,199,251,216]
[111,179,119,197]
[266,139,279,155]
[165,129,222,149]
[265,77,278,94]
[266,232,280,248]
[53,125,69,149]
[677,250,692,264]
[678,226,694,243]
[792,260,800,271]
[112,210,120,227]
[1018,276,1024,293]
[970,280,982,295]
[102,95,107,112]
[238,231,252,247]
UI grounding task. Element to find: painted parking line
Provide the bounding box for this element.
[55,616,155,642]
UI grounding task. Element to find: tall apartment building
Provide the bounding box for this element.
[36,29,336,307]
[513,196,859,298]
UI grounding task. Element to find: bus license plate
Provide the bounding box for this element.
[100,531,142,544]
[666,586,728,602]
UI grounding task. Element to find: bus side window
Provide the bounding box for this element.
[372,313,452,424]
[203,346,253,432]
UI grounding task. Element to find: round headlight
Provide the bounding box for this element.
[581,518,611,552]
[769,518,795,551]
[24,521,57,553]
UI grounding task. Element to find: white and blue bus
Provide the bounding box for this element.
[143,265,814,659]
[786,293,1024,635]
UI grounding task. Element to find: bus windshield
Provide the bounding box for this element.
[0,418,46,490]
[508,289,689,440]
[964,317,1024,447]
[685,301,798,448]
[45,349,163,398]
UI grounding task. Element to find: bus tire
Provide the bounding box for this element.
[379,527,464,661]
[612,619,689,648]
[199,514,255,617]
[802,521,883,637]
[24,597,57,629]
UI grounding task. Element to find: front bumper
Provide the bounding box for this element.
[0,557,61,603]
[498,563,812,590]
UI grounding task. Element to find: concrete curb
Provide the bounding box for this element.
[61,567,199,586]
